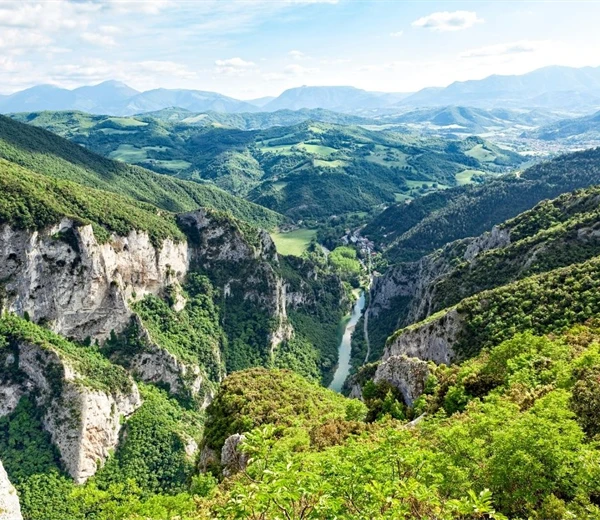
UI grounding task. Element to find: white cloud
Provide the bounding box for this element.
[412,11,483,32]
[289,50,307,60]
[263,63,317,81]
[214,57,257,76]
[101,0,172,15]
[80,33,117,48]
[284,64,317,75]
[0,29,52,53]
[0,1,95,30]
[99,25,121,35]
[460,40,549,59]
[390,31,404,38]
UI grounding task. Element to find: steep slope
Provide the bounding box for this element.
[364,146,600,263]
[0,460,22,520]
[0,115,283,229]
[10,112,524,220]
[362,185,600,363]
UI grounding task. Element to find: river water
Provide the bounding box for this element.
[329,291,366,393]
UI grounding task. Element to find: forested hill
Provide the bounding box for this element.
[10,111,524,220]
[364,146,600,263]
[0,115,284,230]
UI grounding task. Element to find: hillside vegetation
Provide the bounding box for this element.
[365,147,600,263]
[0,115,283,230]
[11,112,524,220]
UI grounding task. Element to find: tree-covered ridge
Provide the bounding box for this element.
[0,115,284,230]
[365,147,600,263]
[0,314,132,393]
[387,255,600,361]
[9,111,523,220]
[0,157,186,246]
[11,324,600,520]
[202,367,350,452]
[429,185,600,313]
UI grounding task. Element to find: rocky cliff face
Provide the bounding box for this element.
[0,219,188,343]
[0,460,22,520]
[179,210,293,353]
[1,339,140,484]
[374,355,430,407]
[382,309,462,365]
[366,225,511,358]
[0,208,313,486]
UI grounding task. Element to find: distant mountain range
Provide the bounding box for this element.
[399,66,600,111]
[3,65,600,115]
[379,106,564,134]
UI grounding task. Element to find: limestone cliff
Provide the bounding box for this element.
[0,219,188,343]
[0,335,140,484]
[374,355,430,407]
[0,460,22,520]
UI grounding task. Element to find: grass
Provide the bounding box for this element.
[394,192,412,202]
[270,228,317,256]
[109,144,148,162]
[456,169,486,186]
[314,159,346,168]
[465,144,496,162]
[150,159,192,171]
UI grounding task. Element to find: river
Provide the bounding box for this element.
[328,291,366,393]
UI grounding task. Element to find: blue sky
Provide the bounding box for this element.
[2,0,600,98]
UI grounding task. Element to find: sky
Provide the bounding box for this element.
[2,0,600,99]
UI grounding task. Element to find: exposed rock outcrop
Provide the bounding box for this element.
[3,340,140,484]
[0,460,22,520]
[0,219,188,343]
[221,434,249,477]
[463,225,511,261]
[179,209,293,352]
[374,355,430,406]
[383,308,463,365]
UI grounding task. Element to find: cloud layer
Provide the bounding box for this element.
[412,11,483,32]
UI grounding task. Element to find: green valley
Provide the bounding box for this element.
[10,111,525,220]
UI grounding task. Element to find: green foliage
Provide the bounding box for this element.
[0,397,63,485]
[94,384,203,495]
[10,113,522,221]
[367,147,600,263]
[278,253,349,383]
[0,115,283,230]
[0,157,184,246]
[202,368,349,451]
[329,246,362,279]
[0,314,131,393]
[132,275,226,382]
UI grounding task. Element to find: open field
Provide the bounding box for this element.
[270,228,317,256]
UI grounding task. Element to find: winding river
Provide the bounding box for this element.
[329,291,366,393]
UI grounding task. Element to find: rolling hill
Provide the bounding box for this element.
[11,111,525,220]
[364,146,600,263]
[525,109,600,142]
[382,105,564,134]
[0,115,283,229]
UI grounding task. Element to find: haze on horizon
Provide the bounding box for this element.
[2,0,600,99]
